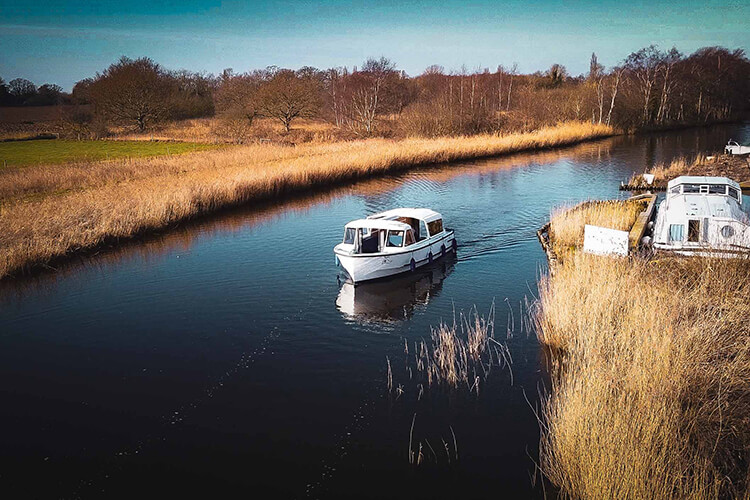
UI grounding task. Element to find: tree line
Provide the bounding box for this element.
[2,45,748,139]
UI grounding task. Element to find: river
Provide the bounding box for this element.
[1,124,748,499]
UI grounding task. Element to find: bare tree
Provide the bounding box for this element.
[656,48,682,124]
[255,69,322,132]
[215,69,261,125]
[8,78,37,105]
[506,63,517,111]
[624,45,664,125]
[89,57,173,131]
[348,57,397,135]
[606,67,624,126]
[323,67,348,127]
[546,64,569,87]
[589,53,606,123]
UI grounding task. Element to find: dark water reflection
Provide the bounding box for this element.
[0,124,748,499]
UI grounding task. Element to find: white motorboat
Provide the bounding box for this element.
[652,176,750,256]
[333,208,457,283]
[725,140,750,155]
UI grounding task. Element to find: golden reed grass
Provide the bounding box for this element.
[0,121,612,278]
[549,199,645,258]
[626,152,750,189]
[536,202,750,499]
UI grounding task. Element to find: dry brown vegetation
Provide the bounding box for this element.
[628,153,750,188]
[0,121,612,279]
[536,201,750,499]
[413,305,498,393]
[549,199,646,257]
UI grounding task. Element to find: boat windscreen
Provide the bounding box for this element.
[343,227,355,244]
[387,230,404,247]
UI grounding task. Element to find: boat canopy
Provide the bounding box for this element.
[367,208,442,223]
[344,219,412,231]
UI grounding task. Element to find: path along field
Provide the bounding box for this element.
[0,121,612,279]
[0,139,219,167]
[536,201,750,499]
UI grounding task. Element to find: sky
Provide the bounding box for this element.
[1,0,748,90]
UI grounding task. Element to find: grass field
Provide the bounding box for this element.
[0,139,220,167]
[536,201,750,499]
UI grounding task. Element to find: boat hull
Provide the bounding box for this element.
[334,231,456,283]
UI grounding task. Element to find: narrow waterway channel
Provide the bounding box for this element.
[1,124,748,499]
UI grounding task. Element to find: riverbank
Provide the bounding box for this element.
[0,121,613,279]
[535,201,750,498]
[624,153,750,191]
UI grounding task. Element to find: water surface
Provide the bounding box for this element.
[1,124,748,499]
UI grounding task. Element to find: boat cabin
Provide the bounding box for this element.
[340,208,446,255]
[652,176,750,254]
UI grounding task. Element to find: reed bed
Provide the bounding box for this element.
[390,304,511,397]
[536,201,750,499]
[549,199,645,257]
[417,306,495,392]
[627,154,708,187]
[0,121,612,279]
[626,153,750,189]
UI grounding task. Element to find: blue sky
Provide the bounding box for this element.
[1,0,748,90]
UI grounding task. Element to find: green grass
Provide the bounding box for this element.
[0,139,220,167]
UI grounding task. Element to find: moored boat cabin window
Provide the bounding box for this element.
[344,227,356,244]
[387,230,405,247]
[670,186,681,195]
[682,184,701,194]
[405,229,415,246]
[669,224,684,242]
[427,219,443,236]
[419,220,429,241]
[709,184,727,194]
[728,187,741,202]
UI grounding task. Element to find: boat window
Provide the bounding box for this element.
[405,229,415,246]
[688,220,700,242]
[699,185,709,194]
[728,187,740,202]
[387,230,404,247]
[709,185,727,194]
[343,227,356,244]
[427,219,443,236]
[670,186,681,195]
[721,225,735,238]
[669,224,684,242]
[419,220,429,241]
[682,184,701,194]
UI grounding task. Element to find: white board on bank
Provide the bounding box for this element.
[583,224,629,256]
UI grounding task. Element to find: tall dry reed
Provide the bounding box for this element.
[549,199,645,256]
[536,201,750,499]
[0,121,613,278]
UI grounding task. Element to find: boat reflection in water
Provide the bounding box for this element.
[336,255,456,323]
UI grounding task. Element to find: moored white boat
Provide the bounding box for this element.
[725,140,750,155]
[652,176,750,256]
[333,208,456,283]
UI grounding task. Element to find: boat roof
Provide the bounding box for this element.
[367,208,442,223]
[661,193,746,220]
[667,176,741,189]
[345,219,412,231]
